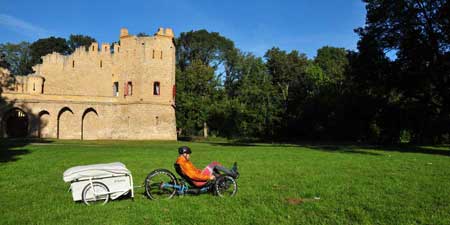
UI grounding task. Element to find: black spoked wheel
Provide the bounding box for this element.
[214,175,238,197]
[145,169,177,200]
[82,182,110,205]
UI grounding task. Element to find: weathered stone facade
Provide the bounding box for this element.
[0,27,177,140]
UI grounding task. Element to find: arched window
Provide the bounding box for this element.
[72,60,75,68]
[100,60,102,68]
[153,82,160,95]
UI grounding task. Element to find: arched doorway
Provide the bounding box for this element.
[57,107,77,139]
[4,108,29,138]
[38,110,50,138]
[81,108,98,140]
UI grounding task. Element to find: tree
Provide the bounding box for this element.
[264,48,309,106]
[0,53,10,69]
[232,53,281,138]
[355,0,450,143]
[67,34,96,53]
[264,47,310,137]
[136,32,150,37]
[29,37,70,66]
[314,46,349,83]
[212,52,282,138]
[175,29,235,72]
[175,30,236,136]
[176,60,219,135]
[0,42,33,75]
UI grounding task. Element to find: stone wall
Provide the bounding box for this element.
[0,27,177,140]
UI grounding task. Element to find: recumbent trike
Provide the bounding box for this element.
[144,163,238,199]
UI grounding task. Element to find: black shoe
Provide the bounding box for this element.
[231,162,239,179]
[231,162,238,172]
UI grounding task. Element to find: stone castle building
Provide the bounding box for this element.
[0,27,177,140]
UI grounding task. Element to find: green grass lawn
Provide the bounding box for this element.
[1,139,449,225]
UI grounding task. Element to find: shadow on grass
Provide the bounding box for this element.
[300,144,384,156]
[198,139,450,157]
[367,145,450,157]
[0,138,53,163]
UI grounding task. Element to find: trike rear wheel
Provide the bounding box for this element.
[145,169,177,200]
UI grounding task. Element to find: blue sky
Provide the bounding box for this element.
[0,0,366,58]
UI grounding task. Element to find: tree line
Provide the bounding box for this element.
[1,0,449,144]
[176,0,450,144]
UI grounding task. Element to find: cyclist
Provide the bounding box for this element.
[175,146,238,186]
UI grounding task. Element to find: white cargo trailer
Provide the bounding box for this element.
[63,162,134,205]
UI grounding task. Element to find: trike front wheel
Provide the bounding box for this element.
[214,175,237,197]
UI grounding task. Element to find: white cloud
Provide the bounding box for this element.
[0,14,50,38]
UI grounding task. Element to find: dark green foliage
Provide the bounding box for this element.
[136,32,150,37]
[175,30,236,136]
[176,29,235,71]
[67,34,96,52]
[314,46,348,82]
[0,42,33,75]
[176,61,219,135]
[352,0,450,144]
[213,52,282,138]
[29,37,70,66]
[0,53,10,69]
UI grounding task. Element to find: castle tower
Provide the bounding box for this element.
[0,27,177,140]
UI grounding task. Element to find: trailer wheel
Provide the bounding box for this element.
[82,182,110,205]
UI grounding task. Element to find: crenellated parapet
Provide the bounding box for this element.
[4,26,176,105]
[155,27,174,38]
[0,26,177,140]
[32,27,175,75]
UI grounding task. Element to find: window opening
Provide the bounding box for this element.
[113,82,119,96]
[127,81,133,96]
[153,82,160,95]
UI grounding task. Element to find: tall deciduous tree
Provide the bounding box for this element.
[214,52,282,138]
[355,0,450,143]
[175,30,236,135]
[67,34,96,52]
[176,60,219,135]
[314,46,349,83]
[29,37,70,66]
[176,29,235,72]
[0,53,9,69]
[0,42,33,75]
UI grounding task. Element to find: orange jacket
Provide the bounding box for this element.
[175,155,210,181]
